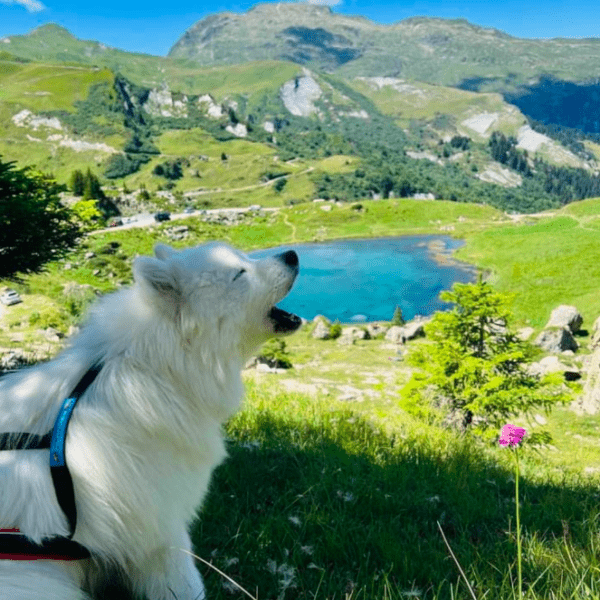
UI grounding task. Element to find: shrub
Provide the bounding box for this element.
[329,321,342,339]
[257,338,293,369]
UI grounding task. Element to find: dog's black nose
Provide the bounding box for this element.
[277,250,299,269]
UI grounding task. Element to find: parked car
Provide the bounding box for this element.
[154,212,171,222]
[0,290,22,306]
[183,207,195,214]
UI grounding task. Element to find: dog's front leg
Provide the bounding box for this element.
[135,527,206,600]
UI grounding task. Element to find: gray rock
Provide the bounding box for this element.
[576,348,600,413]
[338,327,369,345]
[591,316,600,349]
[528,355,581,380]
[517,327,535,341]
[401,318,429,340]
[534,327,578,353]
[366,322,389,338]
[546,305,583,333]
[0,350,30,370]
[311,315,331,340]
[385,326,406,344]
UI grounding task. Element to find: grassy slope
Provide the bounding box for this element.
[0,59,124,182]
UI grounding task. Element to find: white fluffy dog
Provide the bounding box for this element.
[0,242,301,600]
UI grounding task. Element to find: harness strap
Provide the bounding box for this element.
[0,432,52,451]
[0,363,103,559]
[50,363,103,539]
[0,529,90,560]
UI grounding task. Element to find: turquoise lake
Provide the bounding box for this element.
[250,236,476,323]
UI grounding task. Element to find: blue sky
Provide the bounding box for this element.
[0,0,596,57]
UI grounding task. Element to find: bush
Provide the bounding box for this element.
[329,321,342,339]
[257,338,293,369]
[0,156,79,277]
[104,154,150,179]
[273,177,287,193]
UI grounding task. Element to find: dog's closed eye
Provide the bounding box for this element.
[232,268,246,282]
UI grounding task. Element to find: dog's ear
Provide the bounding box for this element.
[154,243,176,261]
[133,256,182,306]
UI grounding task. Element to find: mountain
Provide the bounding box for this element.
[2,10,600,216]
[168,3,600,87]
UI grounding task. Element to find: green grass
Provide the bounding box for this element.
[457,207,600,329]
[190,378,600,599]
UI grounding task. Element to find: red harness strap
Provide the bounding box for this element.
[0,529,90,561]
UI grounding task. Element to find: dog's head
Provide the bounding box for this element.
[132,242,301,359]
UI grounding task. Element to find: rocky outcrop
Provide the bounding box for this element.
[337,326,370,345]
[576,348,600,414]
[143,87,189,118]
[385,317,429,344]
[280,74,323,118]
[534,327,578,353]
[545,305,583,333]
[528,355,581,381]
[311,315,331,340]
[535,305,582,353]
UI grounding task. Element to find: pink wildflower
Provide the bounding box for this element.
[498,424,527,447]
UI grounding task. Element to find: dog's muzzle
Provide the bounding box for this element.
[268,250,302,334]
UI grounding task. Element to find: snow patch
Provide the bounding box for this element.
[46,134,118,154]
[12,109,62,131]
[461,113,499,137]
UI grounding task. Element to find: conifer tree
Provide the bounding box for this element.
[69,169,85,196]
[401,278,569,441]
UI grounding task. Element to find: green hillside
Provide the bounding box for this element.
[2,33,600,217]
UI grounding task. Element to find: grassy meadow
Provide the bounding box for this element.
[4,198,600,598]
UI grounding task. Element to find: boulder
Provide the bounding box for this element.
[591,315,600,349]
[534,327,578,353]
[576,347,600,413]
[545,305,583,333]
[516,327,535,341]
[311,315,331,340]
[338,326,369,345]
[528,356,581,381]
[366,322,389,338]
[385,326,406,344]
[401,317,429,341]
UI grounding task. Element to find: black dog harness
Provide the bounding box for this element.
[0,364,102,560]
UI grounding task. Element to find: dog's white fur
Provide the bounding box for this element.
[0,242,300,600]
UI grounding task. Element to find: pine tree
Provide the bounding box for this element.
[401,278,569,441]
[69,170,85,196]
[82,169,105,201]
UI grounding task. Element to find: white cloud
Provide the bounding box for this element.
[1,0,46,12]
[305,0,343,5]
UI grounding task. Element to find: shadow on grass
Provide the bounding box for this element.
[192,404,600,600]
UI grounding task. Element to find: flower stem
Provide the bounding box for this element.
[515,447,522,598]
